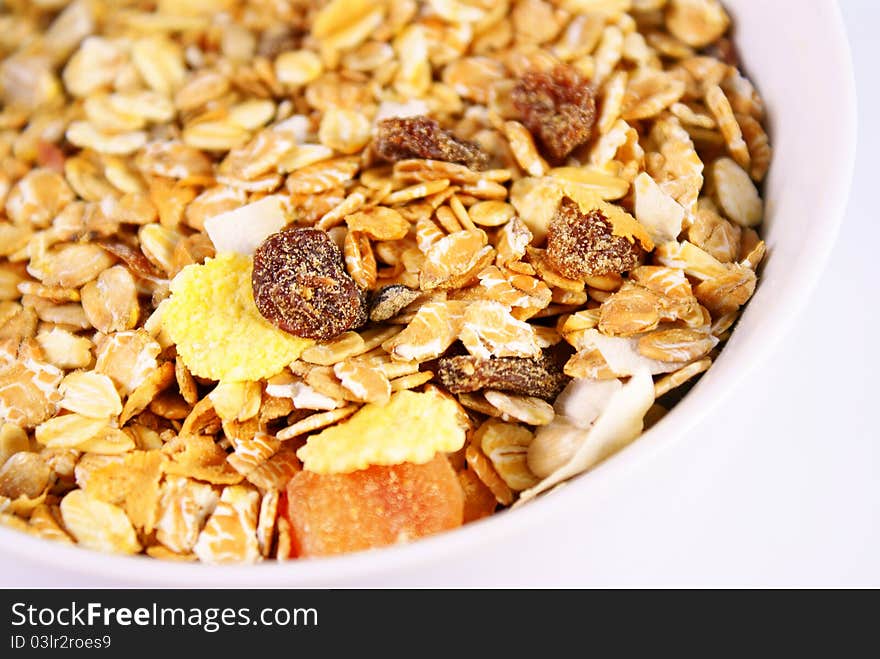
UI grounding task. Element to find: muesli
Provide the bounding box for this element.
[0,0,769,562]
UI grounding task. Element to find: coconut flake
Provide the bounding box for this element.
[518,367,655,504]
[204,195,289,256]
[634,172,685,243]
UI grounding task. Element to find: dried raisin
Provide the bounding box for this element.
[252,228,367,341]
[546,197,642,279]
[437,350,570,401]
[374,116,489,170]
[511,65,596,162]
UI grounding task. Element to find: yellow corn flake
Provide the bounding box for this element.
[163,253,312,381]
[297,389,467,474]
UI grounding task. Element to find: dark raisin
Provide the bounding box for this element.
[511,65,596,162]
[437,351,570,401]
[546,197,642,279]
[252,228,366,341]
[374,116,489,170]
[368,284,421,322]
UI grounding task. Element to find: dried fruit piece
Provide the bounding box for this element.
[374,116,488,170]
[511,65,597,161]
[297,389,466,474]
[252,228,367,341]
[546,197,646,279]
[369,285,421,322]
[437,350,569,401]
[285,455,463,557]
[164,253,312,381]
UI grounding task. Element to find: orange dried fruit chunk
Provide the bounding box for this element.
[284,454,463,557]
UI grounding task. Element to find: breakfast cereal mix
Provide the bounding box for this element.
[0,0,769,561]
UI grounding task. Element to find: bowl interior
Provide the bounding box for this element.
[0,0,857,586]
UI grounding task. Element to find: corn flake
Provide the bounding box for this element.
[297,389,467,474]
[163,253,312,381]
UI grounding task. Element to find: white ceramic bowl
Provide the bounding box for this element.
[0,0,856,586]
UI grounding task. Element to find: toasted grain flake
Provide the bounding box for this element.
[85,450,165,532]
[654,357,712,397]
[389,371,434,392]
[257,489,280,557]
[0,452,49,500]
[120,361,176,424]
[60,489,141,554]
[0,343,63,428]
[162,434,242,485]
[245,449,301,490]
[59,372,121,419]
[465,442,513,505]
[460,301,542,360]
[637,328,715,363]
[666,0,730,48]
[28,504,73,544]
[286,156,360,195]
[81,265,139,334]
[334,361,391,405]
[276,405,358,441]
[345,207,409,241]
[35,413,106,449]
[227,432,280,477]
[301,332,366,366]
[483,390,555,426]
[382,300,467,362]
[208,381,262,423]
[94,330,161,396]
[193,485,260,564]
[420,230,489,290]
[706,85,750,170]
[475,419,538,492]
[156,476,219,554]
[711,158,763,228]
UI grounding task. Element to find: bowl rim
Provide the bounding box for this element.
[0,0,859,586]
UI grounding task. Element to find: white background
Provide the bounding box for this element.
[5,0,879,587]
